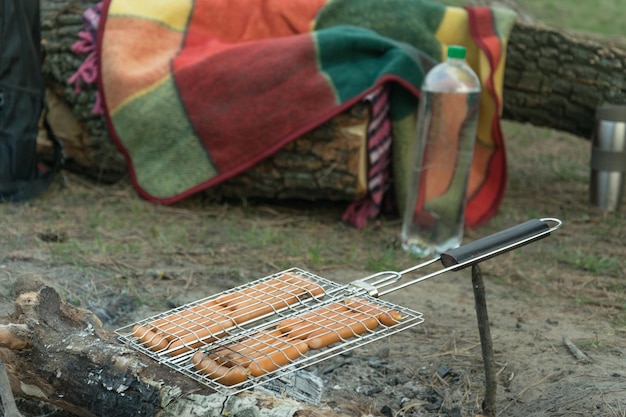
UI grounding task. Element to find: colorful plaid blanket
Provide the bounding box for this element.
[97,0,516,228]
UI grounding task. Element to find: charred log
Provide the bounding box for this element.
[0,275,342,417]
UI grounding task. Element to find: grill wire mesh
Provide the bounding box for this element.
[116,267,424,395]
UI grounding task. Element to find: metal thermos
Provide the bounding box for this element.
[590,104,626,212]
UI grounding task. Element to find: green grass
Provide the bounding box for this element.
[49,240,85,266]
[558,249,622,277]
[436,0,626,37]
[366,247,403,272]
[247,223,282,247]
[519,0,625,37]
[307,243,325,266]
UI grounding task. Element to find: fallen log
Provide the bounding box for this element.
[0,274,344,417]
[41,0,124,183]
[40,0,626,194]
[40,0,368,200]
[503,21,626,140]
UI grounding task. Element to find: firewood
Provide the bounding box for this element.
[0,274,345,417]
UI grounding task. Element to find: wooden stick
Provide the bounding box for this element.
[471,264,497,417]
[0,361,24,417]
[0,323,31,350]
[562,336,592,363]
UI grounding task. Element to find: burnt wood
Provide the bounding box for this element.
[0,275,343,417]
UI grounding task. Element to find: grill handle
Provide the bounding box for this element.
[364,218,562,298]
[440,218,553,269]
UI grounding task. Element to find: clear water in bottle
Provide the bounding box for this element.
[401,45,481,258]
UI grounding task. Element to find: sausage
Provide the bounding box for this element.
[215,281,291,309]
[212,330,285,367]
[344,297,403,327]
[229,302,280,325]
[210,333,266,367]
[276,314,342,340]
[305,312,380,350]
[277,318,336,340]
[227,289,296,324]
[276,302,380,349]
[225,281,325,324]
[211,346,247,367]
[211,273,326,324]
[138,303,236,357]
[279,303,350,326]
[131,323,152,339]
[278,272,325,298]
[150,303,234,341]
[150,300,224,324]
[194,330,308,381]
[132,273,326,357]
[164,316,235,356]
[246,338,310,377]
[215,273,325,309]
[131,324,170,352]
[150,301,227,328]
[257,273,325,300]
[276,303,350,339]
[191,351,248,386]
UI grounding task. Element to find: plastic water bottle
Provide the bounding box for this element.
[401,45,481,258]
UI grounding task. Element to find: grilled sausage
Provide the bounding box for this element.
[279,272,325,298]
[191,351,248,386]
[305,312,380,350]
[344,297,403,326]
[276,303,350,339]
[131,324,170,352]
[246,338,310,377]
[277,318,336,340]
[150,302,234,340]
[211,330,285,367]
[226,289,296,324]
[132,273,326,358]
[164,316,235,356]
[216,273,325,308]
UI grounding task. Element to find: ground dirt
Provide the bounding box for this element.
[1,121,625,417]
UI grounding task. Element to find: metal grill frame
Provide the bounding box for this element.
[115,267,425,395]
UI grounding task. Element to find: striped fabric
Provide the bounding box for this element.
[342,86,392,228]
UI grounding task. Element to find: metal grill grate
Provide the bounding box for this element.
[116,267,424,395]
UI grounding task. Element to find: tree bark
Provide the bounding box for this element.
[40,0,626,192]
[503,22,626,140]
[40,0,126,183]
[0,275,342,417]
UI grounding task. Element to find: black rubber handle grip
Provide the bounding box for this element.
[440,219,550,269]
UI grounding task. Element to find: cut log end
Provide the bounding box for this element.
[0,324,31,350]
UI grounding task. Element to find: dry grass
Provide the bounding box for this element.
[1,120,624,327]
[0,121,624,417]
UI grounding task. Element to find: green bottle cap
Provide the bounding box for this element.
[447,45,466,60]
